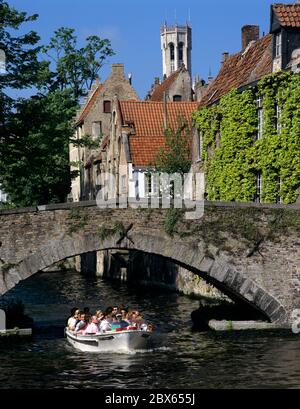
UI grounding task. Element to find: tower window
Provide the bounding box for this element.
[178,42,184,65]
[169,43,175,61]
[103,100,111,113]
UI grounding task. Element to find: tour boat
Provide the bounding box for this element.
[65,328,153,353]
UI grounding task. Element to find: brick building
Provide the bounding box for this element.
[69,64,138,202]
[96,99,198,201]
[192,3,300,204]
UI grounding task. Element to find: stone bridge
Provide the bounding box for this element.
[1,200,300,326]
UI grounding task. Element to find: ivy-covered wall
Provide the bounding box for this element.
[193,71,300,204]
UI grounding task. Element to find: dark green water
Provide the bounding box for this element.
[0,270,299,389]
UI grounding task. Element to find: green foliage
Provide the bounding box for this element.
[193,71,300,204]
[67,208,88,234]
[41,27,115,99]
[97,221,126,240]
[0,90,76,206]
[0,2,114,207]
[155,117,192,175]
[164,208,184,236]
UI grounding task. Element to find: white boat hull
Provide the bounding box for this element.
[66,329,152,353]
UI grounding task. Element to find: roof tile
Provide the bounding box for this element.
[199,34,272,106]
[119,101,198,166]
[273,4,300,27]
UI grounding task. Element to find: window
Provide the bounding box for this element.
[276,104,282,133]
[169,43,175,73]
[103,100,111,113]
[256,97,263,140]
[92,121,102,139]
[255,173,262,203]
[169,43,175,61]
[173,95,182,102]
[275,32,282,58]
[178,42,184,65]
[197,130,203,161]
[276,176,283,204]
[144,173,152,197]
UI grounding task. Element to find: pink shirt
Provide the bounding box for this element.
[82,322,99,334]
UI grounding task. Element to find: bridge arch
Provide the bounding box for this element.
[3,232,287,324]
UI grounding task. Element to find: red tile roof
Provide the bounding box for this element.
[119,101,198,167]
[273,4,300,28]
[199,34,272,106]
[150,69,181,101]
[76,84,103,124]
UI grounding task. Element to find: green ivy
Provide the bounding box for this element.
[193,71,300,204]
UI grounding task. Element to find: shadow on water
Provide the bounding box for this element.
[0,269,300,389]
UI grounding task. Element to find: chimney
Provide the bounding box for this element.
[128,72,132,85]
[111,63,125,77]
[221,52,229,65]
[154,77,160,85]
[242,25,259,50]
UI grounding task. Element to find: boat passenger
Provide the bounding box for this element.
[67,308,79,330]
[99,313,112,332]
[75,313,88,332]
[130,311,144,328]
[112,305,119,318]
[81,316,99,335]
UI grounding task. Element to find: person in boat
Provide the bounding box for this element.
[130,310,145,328]
[67,308,79,330]
[75,312,88,332]
[119,308,130,328]
[99,311,112,332]
[80,315,99,335]
[112,306,119,318]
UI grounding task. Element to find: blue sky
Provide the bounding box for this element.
[8,0,292,98]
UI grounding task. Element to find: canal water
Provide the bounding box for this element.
[0,269,300,389]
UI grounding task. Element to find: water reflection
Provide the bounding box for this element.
[0,270,299,389]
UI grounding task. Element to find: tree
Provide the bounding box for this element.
[41,27,115,99]
[0,90,77,206]
[155,117,192,175]
[0,2,114,206]
[0,0,41,125]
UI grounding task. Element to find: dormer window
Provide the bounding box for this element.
[173,95,182,102]
[275,32,282,58]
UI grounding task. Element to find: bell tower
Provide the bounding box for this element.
[160,23,192,78]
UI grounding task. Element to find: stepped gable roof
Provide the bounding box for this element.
[272,3,300,28]
[76,84,103,124]
[150,69,182,101]
[199,34,272,106]
[119,101,198,166]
